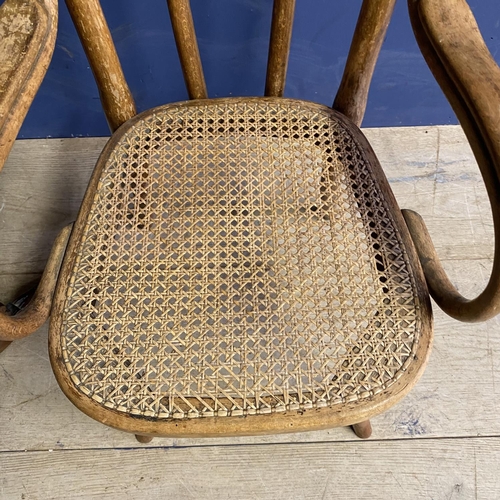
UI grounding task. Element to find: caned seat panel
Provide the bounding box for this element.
[49,98,432,435]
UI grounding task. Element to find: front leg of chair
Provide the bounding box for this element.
[135,435,154,444]
[351,420,372,439]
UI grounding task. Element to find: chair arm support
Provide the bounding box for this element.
[0,224,73,341]
[406,0,500,322]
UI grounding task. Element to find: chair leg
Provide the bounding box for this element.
[352,420,372,439]
[0,301,10,354]
[135,434,153,444]
[0,340,11,354]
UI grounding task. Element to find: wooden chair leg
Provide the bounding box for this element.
[0,340,11,354]
[352,420,372,439]
[0,302,9,353]
[135,434,153,444]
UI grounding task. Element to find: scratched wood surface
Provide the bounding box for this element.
[2,438,500,499]
[1,126,499,499]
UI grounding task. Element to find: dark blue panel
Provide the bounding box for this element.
[17,0,500,138]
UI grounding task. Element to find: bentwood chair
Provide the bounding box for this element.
[2,0,500,443]
[0,0,71,354]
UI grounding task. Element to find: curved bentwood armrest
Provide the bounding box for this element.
[0,224,73,343]
[405,0,500,322]
[0,0,65,350]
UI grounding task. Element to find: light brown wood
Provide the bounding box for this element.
[0,224,72,342]
[352,420,372,439]
[1,128,499,453]
[167,0,207,100]
[333,0,397,127]
[2,438,500,498]
[0,0,58,172]
[0,0,63,347]
[65,0,137,132]
[135,434,154,444]
[403,0,500,322]
[265,0,296,97]
[48,98,432,438]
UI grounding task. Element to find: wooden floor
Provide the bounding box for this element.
[1,125,500,499]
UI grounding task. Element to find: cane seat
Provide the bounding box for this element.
[49,97,431,436]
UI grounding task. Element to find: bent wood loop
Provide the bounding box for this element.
[265,0,296,97]
[0,0,58,172]
[404,0,500,322]
[333,0,396,127]
[167,0,207,99]
[65,0,136,132]
[0,224,73,342]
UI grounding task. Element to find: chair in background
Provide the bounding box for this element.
[0,0,71,354]
[3,0,500,442]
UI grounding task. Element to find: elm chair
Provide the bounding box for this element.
[0,0,71,354]
[3,0,500,443]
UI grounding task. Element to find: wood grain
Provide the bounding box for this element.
[0,0,58,171]
[1,438,500,499]
[46,98,432,439]
[333,0,397,127]
[65,0,137,132]
[1,126,499,452]
[167,0,207,100]
[0,224,72,342]
[404,0,500,322]
[265,0,296,97]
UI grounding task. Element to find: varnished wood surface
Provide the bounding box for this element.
[333,0,397,126]
[65,0,136,132]
[404,0,500,322]
[167,0,207,100]
[265,0,296,97]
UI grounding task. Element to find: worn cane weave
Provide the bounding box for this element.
[58,99,424,419]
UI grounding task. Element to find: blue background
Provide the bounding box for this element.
[18,0,500,138]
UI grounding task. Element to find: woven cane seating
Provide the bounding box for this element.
[0,0,496,442]
[50,98,431,433]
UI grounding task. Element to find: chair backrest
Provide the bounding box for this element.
[0,0,58,171]
[65,0,396,131]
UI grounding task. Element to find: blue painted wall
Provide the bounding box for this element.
[18,0,500,138]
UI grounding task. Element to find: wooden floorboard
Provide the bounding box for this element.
[2,437,500,499]
[1,126,499,498]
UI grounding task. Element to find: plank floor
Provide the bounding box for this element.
[1,125,500,499]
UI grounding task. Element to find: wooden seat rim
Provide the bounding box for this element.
[48,96,433,437]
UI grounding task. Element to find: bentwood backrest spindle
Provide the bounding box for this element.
[3,0,499,442]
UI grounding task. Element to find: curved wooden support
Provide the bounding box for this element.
[352,420,372,439]
[0,0,58,172]
[265,0,296,97]
[0,339,12,354]
[404,0,500,322]
[167,0,207,100]
[65,0,137,132]
[135,434,153,444]
[333,0,396,127]
[0,224,73,342]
